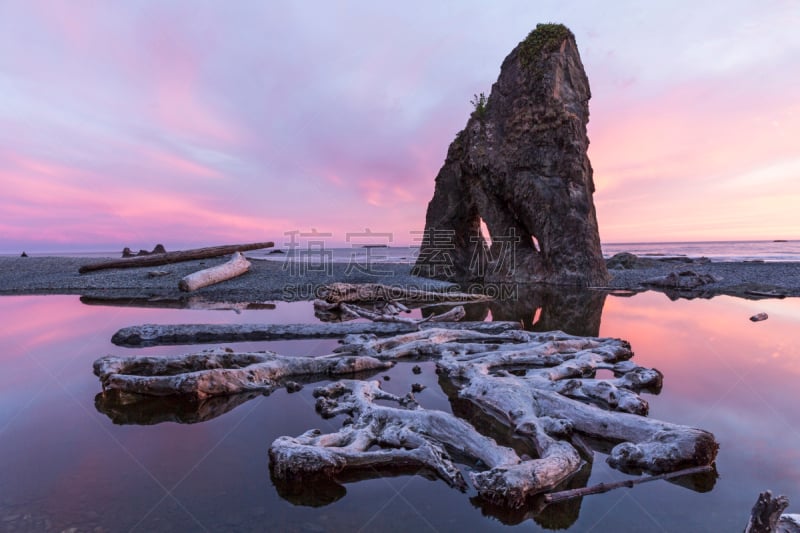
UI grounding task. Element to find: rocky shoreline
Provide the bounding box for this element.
[1,254,798,301]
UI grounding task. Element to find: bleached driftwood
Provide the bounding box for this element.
[78,241,273,273]
[270,380,537,502]
[93,348,392,399]
[270,328,719,507]
[317,300,467,325]
[110,320,521,347]
[745,491,800,533]
[318,282,492,304]
[179,251,251,292]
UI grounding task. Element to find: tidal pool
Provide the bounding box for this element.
[0,292,798,531]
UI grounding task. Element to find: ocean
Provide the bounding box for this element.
[6,240,800,263]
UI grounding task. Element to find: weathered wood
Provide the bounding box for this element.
[745,491,800,533]
[179,251,251,292]
[318,282,492,303]
[270,328,718,507]
[337,302,466,325]
[93,348,392,399]
[543,465,713,504]
[269,380,532,500]
[94,324,718,507]
[78,241,274,273]
[111,320,522,347]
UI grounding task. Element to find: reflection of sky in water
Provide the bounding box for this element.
[0,293,799,531]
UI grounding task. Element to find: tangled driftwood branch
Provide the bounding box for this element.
[93,349,392,400]
[268,328,719,507]
[269,380,521,493]
[318,282,492,304]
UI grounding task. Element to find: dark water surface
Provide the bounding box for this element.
[1,292,799,532]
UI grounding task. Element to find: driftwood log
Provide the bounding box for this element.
[111,320,520,347]
[745,491,800,533]
[78,241,273,273]
[270,379,524,494]
[268,328,719,507]
[318,282,492,304]
[93,348,392,399]
[179,251,251,292]
[92,321,718,507]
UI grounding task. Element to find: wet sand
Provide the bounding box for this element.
[0,255,798,301]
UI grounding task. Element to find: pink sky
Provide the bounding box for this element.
[1,1,798,252]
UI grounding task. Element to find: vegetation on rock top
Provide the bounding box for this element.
[520,23,574,69]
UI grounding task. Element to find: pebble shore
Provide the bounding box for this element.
[1,255,798,301]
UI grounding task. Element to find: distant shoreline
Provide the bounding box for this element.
[0,255,798,301]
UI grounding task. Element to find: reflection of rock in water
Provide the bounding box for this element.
[436,285,607,337]
[94,390,262,425]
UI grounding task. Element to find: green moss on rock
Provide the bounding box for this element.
[519,23,574,69]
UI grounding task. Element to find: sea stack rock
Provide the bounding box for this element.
[412,24,608,286]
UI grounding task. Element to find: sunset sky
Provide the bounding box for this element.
[1,0,798,252]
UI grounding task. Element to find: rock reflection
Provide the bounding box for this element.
[424,285,608,336]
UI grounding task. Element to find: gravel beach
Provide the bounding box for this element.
[1,255,799,301]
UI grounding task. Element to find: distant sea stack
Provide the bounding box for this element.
[412,24,609,286]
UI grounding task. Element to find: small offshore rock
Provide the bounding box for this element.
[20,251,28,258]
[383,375,391,381]
[644,270,719,289]
[285,381,303,393]
[411,383,426,393]
[412,365,422,374]
[750,313,768,322]
[606,252,649,270]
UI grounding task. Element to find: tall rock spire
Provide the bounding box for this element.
[412,24,608,286]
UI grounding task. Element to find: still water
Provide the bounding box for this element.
[1,292,799,532]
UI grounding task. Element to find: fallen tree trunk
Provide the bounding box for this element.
[179,251,251,292]
[78,241,274,273]
[318,282,492,304]
[93,348,392,399]
[111,320,522,347]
